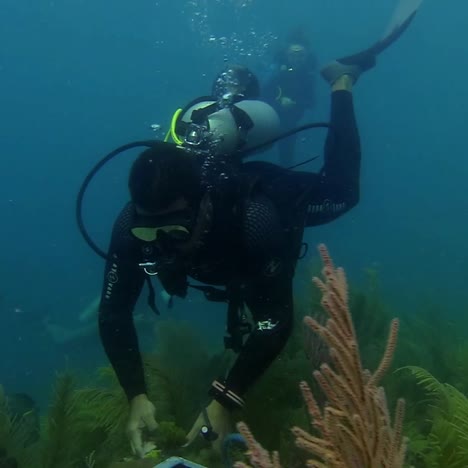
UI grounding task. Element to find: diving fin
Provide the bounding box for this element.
[382,0,423,44]
[321,0,424,85]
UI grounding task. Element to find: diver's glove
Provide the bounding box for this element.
[321,51,376,86]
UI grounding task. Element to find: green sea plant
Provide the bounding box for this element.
[40,373,82,468]
[6,262,468,467]
[241,258,400,458]
[152,319,231,428]
[70,367,131,464]
[0,385,39,468]
[0,321,253,467]
[153,421,186,450]
[403,366,468,468]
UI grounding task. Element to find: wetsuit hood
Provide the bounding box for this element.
[128,142,202,213]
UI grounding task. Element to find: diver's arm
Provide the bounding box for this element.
[98,204,147,400]
[209,195,294,409]
[211,274,293,409]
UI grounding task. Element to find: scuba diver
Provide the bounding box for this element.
[263,27,317,167]
[76,0,422,458]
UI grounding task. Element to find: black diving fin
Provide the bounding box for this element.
[321,0,424,84]
[372,0,423,56]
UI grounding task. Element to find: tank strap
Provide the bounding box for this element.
[145,276,160,315]
[177,97,254,149]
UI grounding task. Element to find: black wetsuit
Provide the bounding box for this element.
[98,90,360,408]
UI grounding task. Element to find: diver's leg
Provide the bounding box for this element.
[299,74,361,227]
[323,75,361,177]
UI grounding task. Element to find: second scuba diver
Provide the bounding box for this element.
[263,28,318,167]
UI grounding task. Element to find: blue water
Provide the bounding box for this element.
[1,0,467,407]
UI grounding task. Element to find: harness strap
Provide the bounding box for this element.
[225,281,251,352]
[230,105,254,133]
[176,98,255,149]
[189,282,251,353]
[190,102,218,124]
[145,276,160,315]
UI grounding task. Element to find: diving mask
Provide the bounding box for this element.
[130,207,194,244]
[286,44,307,69]
[130,193,213,278]
[131,210,194,276]
[131,225,190,243]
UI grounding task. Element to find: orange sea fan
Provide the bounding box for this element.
[236,244,406,468]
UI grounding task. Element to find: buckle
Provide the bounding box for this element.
[200,408,218,442]
[138,261,159,276]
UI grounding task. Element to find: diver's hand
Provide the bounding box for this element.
[184,400,232,454]
[280,96,296,108]
[126,394,158,458]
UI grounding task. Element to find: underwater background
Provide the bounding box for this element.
[1,0,468,466]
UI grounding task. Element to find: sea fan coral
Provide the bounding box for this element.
[236,244,406,468]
